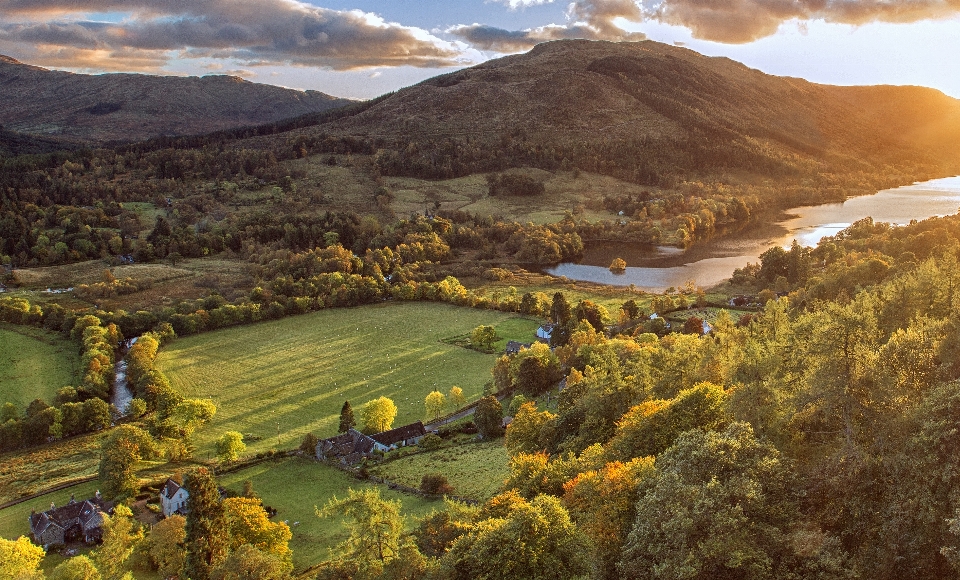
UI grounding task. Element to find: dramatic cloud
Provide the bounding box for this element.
[449,0,646,52]
[0,0,465,71]
[649,0,960,44]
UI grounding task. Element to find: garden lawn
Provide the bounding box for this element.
[157,302,523,458]
[0,324,79,410]
[218,456,436,572]
[371,439,510,501]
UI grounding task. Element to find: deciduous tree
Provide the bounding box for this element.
[361,396,397,434]
[425,391,446,421]
[216,431,246,462]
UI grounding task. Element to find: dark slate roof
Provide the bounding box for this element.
[30,496,110,536]
[161,478,182,500]
[317,429,375,459]
[371,421,426,446]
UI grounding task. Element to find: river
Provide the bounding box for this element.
[546,176,960,291]
[111,337,137,416]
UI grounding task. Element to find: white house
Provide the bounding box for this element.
[369,421,427,453]
[160,478,189,517]
[536,324,555,341]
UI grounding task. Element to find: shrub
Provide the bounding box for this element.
[419,433,443,451]
[421,473,454,495]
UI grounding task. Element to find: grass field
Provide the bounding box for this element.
[0,433,104,505]
[0,324,80,410]
[371,439,510,501]
[157,302,542,458]
[218,456,437,572]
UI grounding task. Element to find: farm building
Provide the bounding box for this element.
[505,340,531,355]
[160,478,190,517]
[29,492,112,548]
[370,421,427,452]
[317,429,376,465]
[536,324,555,341]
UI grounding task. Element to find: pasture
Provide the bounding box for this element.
[218,456,436,572]
[371,439,510,501]
[157,302,539,458]
[0,324,79,410]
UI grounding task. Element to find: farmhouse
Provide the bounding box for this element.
[536,323,555,341]
[505,340,531,355]
[160,478,189,517]
[317,428,376,465]
[370,421,427,452]
[29,493,112,548]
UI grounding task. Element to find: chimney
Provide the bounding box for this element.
[50,502,55,510]
[95,490,102,501]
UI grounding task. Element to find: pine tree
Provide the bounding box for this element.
[184,467,227,580]
[339,401,356,433]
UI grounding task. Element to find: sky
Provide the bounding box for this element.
[1,0,959,100]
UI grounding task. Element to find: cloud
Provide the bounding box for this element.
[649,0,960,44]
[0,0,465,71]
[449,0,646,52]
[490,0,557,9]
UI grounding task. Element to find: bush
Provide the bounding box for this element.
[421,473,454,495]
[300,432,320,454]
[419,433,443,451]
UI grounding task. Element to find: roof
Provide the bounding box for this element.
[30,496,111,537]
[370,421,427,446]
[317,429,375,459]
[161,478,183,500]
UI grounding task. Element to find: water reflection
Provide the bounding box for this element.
[546,176,960,291]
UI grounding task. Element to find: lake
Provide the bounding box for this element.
[546,176,960,291]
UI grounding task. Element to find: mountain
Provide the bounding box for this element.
[0,55,354,145]
[291,40,960,186]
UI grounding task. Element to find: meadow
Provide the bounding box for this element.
[0,324,79,410]
[156,302,542,458]
[218,456,437,572]
[371,439,511,502]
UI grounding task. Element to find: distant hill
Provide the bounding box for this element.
[0,55,354,145]
[277,40,960,186]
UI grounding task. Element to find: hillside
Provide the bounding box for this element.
[0,55,354,144]
[270,40,960,188]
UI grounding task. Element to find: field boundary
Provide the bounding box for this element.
[0,475,98,510]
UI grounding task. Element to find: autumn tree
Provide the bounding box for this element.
[139,515,186,579]
[98,425,158,499]
[50,555,102,580]
[425,391,446,421]
[184,467,228,580]
[361,396,397,434]
[318,488,406,578]
[0,536,45,579]
[449,386,466,409]
[470,325,498,351]
[223,497,293,567]
[338,400,356,433]
[474,396,504,439]
[211,545,290,580]
[93,504,144,580]
[216,431,246,462]
[506,402,557,456]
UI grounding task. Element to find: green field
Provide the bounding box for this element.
[371,439,510,501]
[157,302,540,458]
[219,456,436,572]
[0,324,80,410]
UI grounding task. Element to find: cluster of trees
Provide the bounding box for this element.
[0,308,122,451]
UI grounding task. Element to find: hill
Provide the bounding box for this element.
[0,55,354,145]
[273,40,960,189]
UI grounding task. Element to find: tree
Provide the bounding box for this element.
[470,325,498,351]
[93,504,144,580]
[619,423,796,580]
[140,515,186,579]
[425,391,446,421]
[505,403,557,456]
[211,544,291,580]
[620,299,641,320]
[449,386,466,409]
[609,257,627,273]
[0,536,45,579]
[439,494,589,580]
[184,467,229,580]
[573,299,608,333]
[318,488,406,578]
[50,555,102,580]
[421,473,454,495]
[361,396,397,434]
[299,432,320,454]
[510,342,563,397]
[550,292,572,347]
[216,431,246,462]
[98,425,158,499]
[474,396,504,439]
[338,400,356,433]
[223,497,293,565]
